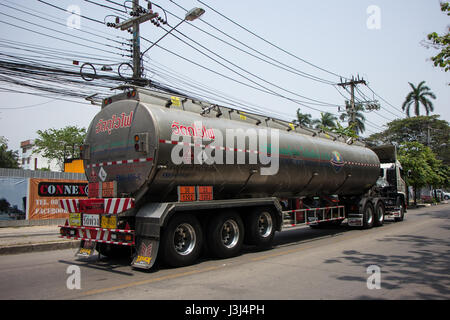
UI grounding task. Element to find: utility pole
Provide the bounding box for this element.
[132,0,141,80]
[111,2,204,85]
[337,76,367,127]
[113,0,159,83]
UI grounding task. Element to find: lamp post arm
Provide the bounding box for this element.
[141,19,186,57]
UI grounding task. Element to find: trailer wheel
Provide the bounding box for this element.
[244,207,276,248]
[160,214,203,267]
[394,198,405,222]
[362,202,375,229]
[207,211,244,259]
[373,201,385,227]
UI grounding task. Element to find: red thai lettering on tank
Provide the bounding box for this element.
[95,111,134,135]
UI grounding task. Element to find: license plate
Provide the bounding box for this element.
[101,215,117,229]
[83,214,100,227]
[69,213,81,227]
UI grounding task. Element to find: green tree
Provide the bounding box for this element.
[426,2,450,72]
[401,81,436,117]
[339,101,366,134]
[398,142,446,205]
[295,108,312,127]
[0,137,19,169]
[311,112,337,131]
[365,115,450,165]
[332,121,358,138]
[34,126,86,170]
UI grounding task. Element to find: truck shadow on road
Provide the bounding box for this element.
[58,255,135,276]
[323,233,450,299]
[272,224,350,248]
[57,225,354,274]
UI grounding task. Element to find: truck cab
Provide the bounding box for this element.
[377,160,407,197]
[371,145,407,220]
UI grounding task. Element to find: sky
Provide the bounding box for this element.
[0,0,448,153]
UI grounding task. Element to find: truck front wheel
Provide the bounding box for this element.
[373,201,385,227]
[207,211,244,259]
[160,214,203,267]
[394,198,405,222]
[362,202,375,229]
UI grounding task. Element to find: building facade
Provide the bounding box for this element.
[19,140,59,171]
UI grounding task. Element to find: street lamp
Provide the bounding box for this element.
[185,7,205,21]
[141,7,205,56]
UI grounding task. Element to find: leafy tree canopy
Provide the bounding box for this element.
[295,108,312,127]
[339,101,366,134]
[426,2,450,72]
[34,126,86,170]
[0,136,19,169]
[365,115,450,165]
[398,142,448,198]
[311,112,337,131]
[402,81,436,117]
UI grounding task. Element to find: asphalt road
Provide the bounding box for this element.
[0,204,448,300]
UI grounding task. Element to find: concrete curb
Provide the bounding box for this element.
[0,218,67,228]
[0,240,81,255]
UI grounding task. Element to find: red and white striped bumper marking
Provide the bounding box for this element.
[59,198,135,214]
[60,236,134,246]
[59,225,135,246]
[104,198,134,214]
[87,157,153,169]
[59,199,80,213]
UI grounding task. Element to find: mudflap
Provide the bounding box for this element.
[131,237,159,270]
[76,240,96,258]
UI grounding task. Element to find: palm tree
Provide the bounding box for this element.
[339,101,366,134]
[312,112,337,131]
[295,108,312,127]
[402,81,436,117]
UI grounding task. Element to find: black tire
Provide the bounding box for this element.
[362,201,375,229]
[373,201,385,227]
[244,207,276,248]
[160,214,203,267]
[207,211,244,259]
[394,198,405,222]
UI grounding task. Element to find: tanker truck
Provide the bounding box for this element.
[58,86,407,269]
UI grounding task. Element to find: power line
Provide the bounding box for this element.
[196,0,349,81]
[0,10,129,54]
[0,19,127,58]
[0,99,57,110]
[0,1,127,46]
[146,58,300,120]
[142,35,340,115]
[366,84,406,115]
[37,0,105,25]
[160,0,337,85]
[82,0,128,16]
[166,25,341,108]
